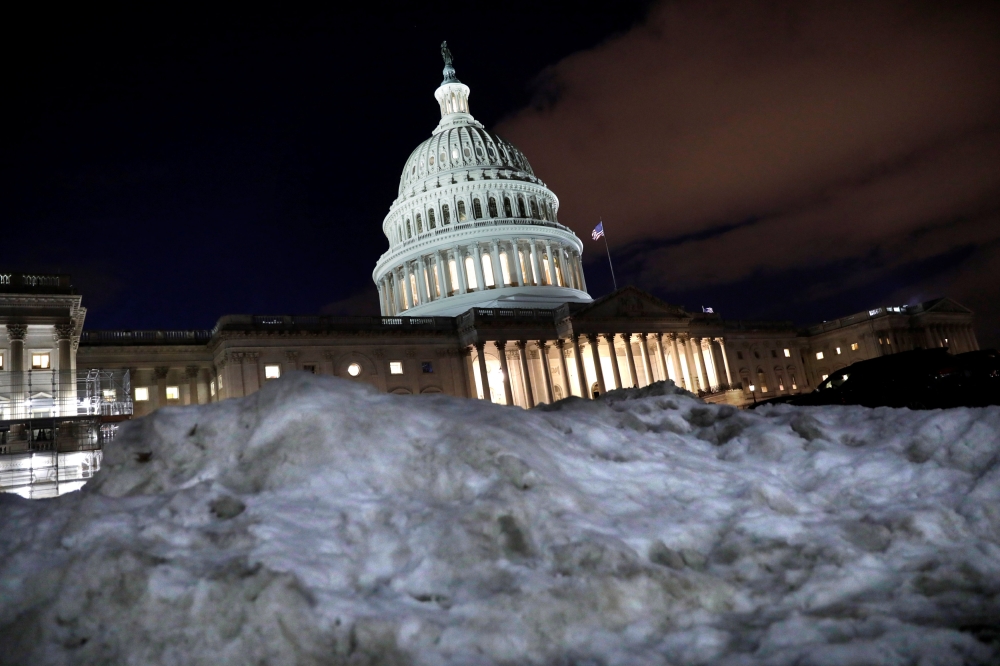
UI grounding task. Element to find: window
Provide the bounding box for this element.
[783,348,791,357]
[821,374,829,381]
[428,156,434,166]
[135,387,150,402]
[302,364,316,374]
[421,362,434,374]
[457,201,467,221]
[503,197,513,217]
[500,252,512,285]
[347,363,361,377]
[488,197,498,217]
[31,353,51,369]
[482,254,495,287]
[737,351,744,360]
[416,213,423,233]
[517,197,526,217]
[406,220,412,238]
[770,350,777,358]
[886,337,892,346]
[753,351,760,359]
[777,376,785,391]
[210,381,216,396]
[449,259,459,293]
[440,152,446,164]
[452,148,459,160]
[816,352,824,360]
[465,256,478,289]
[0,354,3,369]
[442,204,450,225]
[463,146,471,158]
[473,198,483,219]
[428,209,436,229]
[530,198,540,218]
[166,386,180,400]
[265,364,281,379]
[851,342,859,351]
[836,347,842,355]
[790,375,797,390]
[389,361,404,375]
[756,370,768,393]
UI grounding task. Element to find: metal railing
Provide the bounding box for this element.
[0,369,132,421]
[81,330,213,346]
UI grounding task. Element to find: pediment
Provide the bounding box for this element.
[921,297,973,314]
[572,286,689,320]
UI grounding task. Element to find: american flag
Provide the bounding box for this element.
[591,222,604,240]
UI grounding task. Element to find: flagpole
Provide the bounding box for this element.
[600,218,618,291]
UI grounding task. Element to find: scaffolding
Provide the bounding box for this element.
[0,369,131,498]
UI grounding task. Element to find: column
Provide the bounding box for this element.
[463,348,478,399]
[393,272,403,313]
[7,324,26,419]
[155,366,169,406]
[530,241,542,286]
[186,366,200,405]
[516,341,534,407]
[575,252,587,293]
[243,352,261,394]
[496,341,514,405]
[561,248,575,290]
[473,244,486,291]
[544,241,555,286]
[709,339,727,389]
[555,340,571,399]
[537,341,554,403]
[655,333,670,385]
[572,334,589,399]
[475,342,490,401]
[435,253,447,300]
[54,322,74,416]
[490,241,503,288]
[640,333,655,386]
[604,334,622,390]
[454,246,469,294]
[682,337,700,391]
[419,257,432,302]
[624,334,639,388]
[512,239,525,287]
[717,338,734,386]
[694,337,711,392]
[668,334,684,388]
[588,334,607,395]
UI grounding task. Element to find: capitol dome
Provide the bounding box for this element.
[373,43,592,317]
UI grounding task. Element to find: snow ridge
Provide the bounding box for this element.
[1,373,998,665]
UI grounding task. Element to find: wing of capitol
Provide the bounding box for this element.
[0,44,981,497]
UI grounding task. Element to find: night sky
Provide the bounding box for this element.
[5,2,999,347]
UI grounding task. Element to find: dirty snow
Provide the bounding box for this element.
[1,373,999,665]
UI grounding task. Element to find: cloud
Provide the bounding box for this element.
[497,0,1000,342]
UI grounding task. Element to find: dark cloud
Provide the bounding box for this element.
[498,0,1000,344]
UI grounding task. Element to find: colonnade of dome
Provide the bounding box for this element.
[372,44,592,317]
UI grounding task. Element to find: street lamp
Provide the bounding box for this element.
[748,383,757,405]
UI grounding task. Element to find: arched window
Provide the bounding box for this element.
[500,251,512,285]
[452,147,459,161]
[464,256,478,289]
[428,209,436,229]
[406,220,412,238]
[488,197,498,217]
[442,204,450,225]
[777,374,786,391]
[457,200,467,221]
[541,201,550,221]
[482,254,495,288]
[473,198,483,219]
[448,258,459,294]
[756,368,769,393]
[416,213,423,233]
[503,197,513,217]
[530,198,540,219]
[517,197,526,218]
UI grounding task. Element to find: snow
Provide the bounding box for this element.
[1,373,999,665]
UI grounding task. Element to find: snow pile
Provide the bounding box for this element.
[2,374,999,665]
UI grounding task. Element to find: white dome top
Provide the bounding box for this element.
[398,126,535,198]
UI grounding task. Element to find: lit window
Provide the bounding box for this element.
[348,363,361,377]
[836,347,842,355]
[32,353,51,369]
[457,200,467,221]
[135,387,149,401]
[816,352,824,360]
[482,254,495,287]
[422,362,434,374]
[102,389,116,401]
[887,338,892,345]
[265,365,281,379]
[390,361,404,375]
[783,348,791,357]
[851,343,859,351]
[0,354,3,369]
[821,374,829,381]
[791,375,798,390]
[210,381,216,396]
[465,256,478,289]
[166,386,180,400]
[218,375,223,390]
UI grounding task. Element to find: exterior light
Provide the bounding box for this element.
[749,384,755,392]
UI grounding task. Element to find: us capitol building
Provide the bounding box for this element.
[0,46,981,495]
